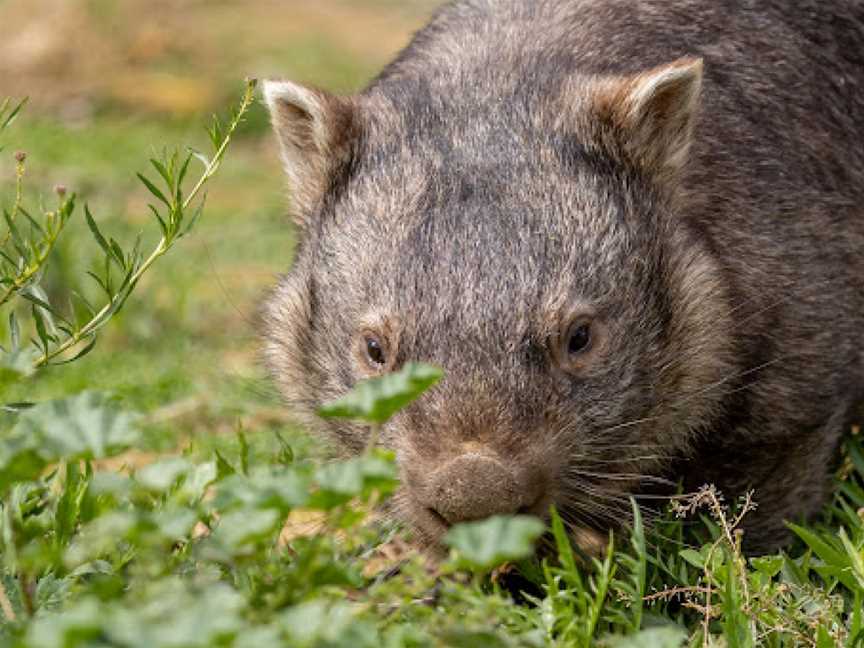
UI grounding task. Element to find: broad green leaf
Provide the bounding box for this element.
[213,467,310,513]
[679,548,705,569]
[311,452,398,509]
[152,508,199,541]
[280,600,379,648]
[180,460,218,501]
[606,626,687,648]
[210,508,281,550]
[0,348,35,394]
[25,598,103,648]
[789,523,858,590]
[64,511,137,568]
[0,392,139,492]
[439,628,516,648]
[135,457,192,492]
[749,554,784,578]
[318,362,443,424]
[104,581,245,648]
[789,523,846,566]
[444,515,546,571]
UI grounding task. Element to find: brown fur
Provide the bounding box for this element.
[262,0,864,552]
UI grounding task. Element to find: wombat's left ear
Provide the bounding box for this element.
[263,80,360,226]
[594,58,703,183]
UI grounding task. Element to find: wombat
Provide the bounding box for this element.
[261,0,864,552]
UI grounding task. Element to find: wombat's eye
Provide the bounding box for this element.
[550,315,604,374]
[364,335,387,367]
[568,323,592,355]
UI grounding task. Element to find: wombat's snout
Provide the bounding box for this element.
[422,454,547,526]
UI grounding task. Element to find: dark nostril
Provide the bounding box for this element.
[426,507,450,528]
[517,494,546,517]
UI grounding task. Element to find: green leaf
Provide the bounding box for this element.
[0,392,139,492]
[176,153,192,194]
[816,625,834,648]
[311,452,398,509]
[749,554,784,578]
[53,461,91,548]
[64,511,137,568]
[679,548,705,569]
[274,430,294,465]
[55,335,98,364]
[444,515,546,571]
[152,508,199,541]
[0,97,27,132]
[25,598,103,648]
[85,204,124,269]
[549,505,582,590]
[238,429,250,476]
[150,157,174,192]
[606,626,688,648]
[136,171,171,207]
[135,457,193,492]
[788,523,858,589]
[8,310,20,349]
[214,467,310,513]
[211,508,281,550]
[103,581,246,648]
[319,362,443,424]
[180,460,218,501]
[839,527,864,590]
[280,600,378,648]
[214,448,236,480]
[0,347,36,393]
[188,147,211,169]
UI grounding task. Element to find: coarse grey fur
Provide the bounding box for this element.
[262,0,864,552]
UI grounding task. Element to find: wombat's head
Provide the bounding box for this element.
[262,58,734,549]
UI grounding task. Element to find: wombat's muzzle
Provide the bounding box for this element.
[422,453,546,525]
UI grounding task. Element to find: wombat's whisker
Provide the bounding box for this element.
[665,355,793,411]
[599,354,794,442]
[202,240,260,333]
[577,454,667,465]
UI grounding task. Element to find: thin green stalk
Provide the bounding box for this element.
[1,154,25,248]
[0,153,26,252]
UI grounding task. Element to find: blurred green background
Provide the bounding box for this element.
[0,0,437,455]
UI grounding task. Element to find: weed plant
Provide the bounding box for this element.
[1,88,863,648]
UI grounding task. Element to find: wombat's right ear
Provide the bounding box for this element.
[592,58,703,185]
[263,80,360,226]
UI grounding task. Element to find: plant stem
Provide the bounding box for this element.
[33,80,256,369]
[0,156,24,249]
[19,573,34,617]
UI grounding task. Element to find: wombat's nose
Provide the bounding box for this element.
[425,454,544,525]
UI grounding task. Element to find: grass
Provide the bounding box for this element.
[1,2,863,646]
